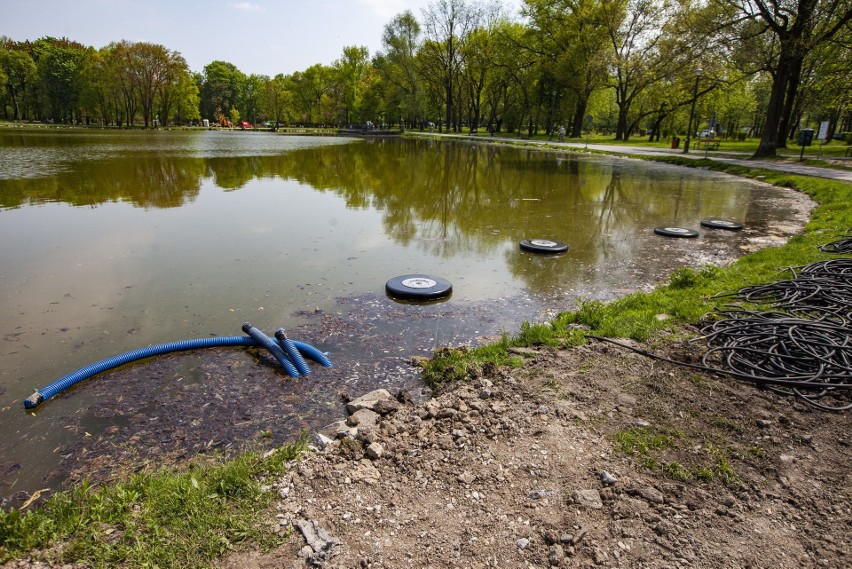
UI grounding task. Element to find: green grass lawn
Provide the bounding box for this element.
[470,129,851,159]
[0,439,307,567]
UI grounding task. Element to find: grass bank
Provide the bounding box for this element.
[422,158,851,387]
[1,439,306,567]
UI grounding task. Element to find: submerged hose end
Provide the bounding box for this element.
[24,391,45,409]
[242,322,300,377]
[292,340,334,368]
[275,328,311,376]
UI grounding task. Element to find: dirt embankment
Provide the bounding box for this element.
[220,339,851,568]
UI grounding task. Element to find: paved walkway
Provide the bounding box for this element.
[408,132,852,183]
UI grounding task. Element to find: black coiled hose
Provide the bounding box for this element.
[590,258,852,411]
[818,236,852,254]
[698,310,852,410]
[712,277,852,325]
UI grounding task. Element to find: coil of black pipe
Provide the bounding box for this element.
[818,236,852,254]
[589,258,852,411]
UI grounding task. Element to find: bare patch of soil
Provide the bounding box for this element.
[219,337,851,568]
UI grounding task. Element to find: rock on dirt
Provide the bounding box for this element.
[218,339,852,568]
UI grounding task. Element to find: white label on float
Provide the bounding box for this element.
[709,220,734,226]
[402,278,437,289]
[530,240,558,247]
[664,227,690,233]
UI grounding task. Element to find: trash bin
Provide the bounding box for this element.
[671,136,680,149]
[798,128,814,147]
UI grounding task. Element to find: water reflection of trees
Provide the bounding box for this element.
[0,156,205,208]
[1,138,755,275]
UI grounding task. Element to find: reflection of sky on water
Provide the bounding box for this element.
[0,130,352,180]
[0,131,808,498]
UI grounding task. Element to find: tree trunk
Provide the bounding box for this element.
[615,105,628,141]
[649,112,667,142]
[826,107,840,140]
[776,57,803,149]
[753,64,789,158]
[753,0,823,158]
[613,77,632,141]
[9,87,20,120]
[570,97,588,138]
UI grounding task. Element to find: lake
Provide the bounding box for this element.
[0,128,807,501]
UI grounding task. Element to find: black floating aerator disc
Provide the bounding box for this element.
[519,239,569,254]
[385,274,453,301]
[700,219,744,231]
[654,227,699,238]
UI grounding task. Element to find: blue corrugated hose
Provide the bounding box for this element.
[275,328,311,376]
[23,325,332,409]
[241,322,300,378]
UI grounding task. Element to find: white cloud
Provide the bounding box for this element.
[230,2,263,11]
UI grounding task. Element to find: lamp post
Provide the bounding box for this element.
[683,68,703,154]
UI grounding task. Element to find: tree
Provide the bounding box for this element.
[104,41,139,126]
[156,52,195,126]
[713,0,852,157]
[242,74,262,126]
[476,20,523,133]
[706,71,759,138]
[289,64,332,125]
[0,57,7,103]
[459,4,511,133]
[201,61,246,122]
[122,42,171,127]
[169,71,200,126]
[523,0,612,138]
[77,46,110,124]
[374,11,424,127]
[331,45,370,125]
[602,0,676,140]
[803,28,852,137]
[259,74,293,129]
[358,66,385,124]
[0,44,36,120]
[32,37,87,123]
[421,0,484,131]
[486,21,542,135]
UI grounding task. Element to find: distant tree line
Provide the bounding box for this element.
[0,37,199,128]
[1,0,850,157]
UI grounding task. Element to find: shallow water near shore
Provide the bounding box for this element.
[0,129,810,503]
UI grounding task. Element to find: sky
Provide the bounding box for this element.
[2,0,523,76]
